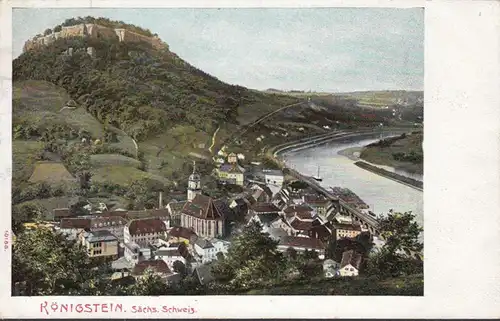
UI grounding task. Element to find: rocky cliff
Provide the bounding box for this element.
[23,23,168,52]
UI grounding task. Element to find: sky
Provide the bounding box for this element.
[12,8,424,93]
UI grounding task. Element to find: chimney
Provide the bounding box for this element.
[159,191,163,209]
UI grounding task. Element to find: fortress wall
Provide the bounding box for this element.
[60,24,86,38]
[90,24,119,41]
[23,23,168,53]
[117,29,154,46]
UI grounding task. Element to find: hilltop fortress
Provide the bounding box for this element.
[23,23,168,53]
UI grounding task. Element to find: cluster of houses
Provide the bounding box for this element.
[32,153,369,286]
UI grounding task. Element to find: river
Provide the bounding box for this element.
[281,135,423,227]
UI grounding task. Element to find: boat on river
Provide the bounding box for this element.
[312,166,322,182]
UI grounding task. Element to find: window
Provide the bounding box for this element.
[350,268,354,272]
[93,250,102,255]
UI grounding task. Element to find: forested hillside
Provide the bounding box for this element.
[14,28,296,141]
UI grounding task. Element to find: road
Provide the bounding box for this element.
[226,100,307,146]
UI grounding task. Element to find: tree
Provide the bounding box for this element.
[172,260,187,277]
[365,211,423,277]
[216,251,225,261]
[378,210,423,255]
[53,25,62,33]
[211,221,286,289]
[127,268,168,295]
[78,171,93,192]
[12,228,113,296]
[43,28,52,36]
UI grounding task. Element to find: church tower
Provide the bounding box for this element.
[187,161,202,201]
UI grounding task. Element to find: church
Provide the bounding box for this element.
[179,162,228,239]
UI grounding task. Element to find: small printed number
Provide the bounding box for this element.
[4,230,9,250]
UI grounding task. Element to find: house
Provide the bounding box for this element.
[288,216,324,238]
[227,153,238,164]
[60,218,91,240]
[155,246,187,270]
[277,236,326,259]
[331,222,362,240]
[193,238,217,264]
[89,216,128,241]
[338,250,363,277]
[283,204,317,222]
[78,230,119,259]
[132,259,173,280]
[167,226,198,245]
[262,169,284,188]
[53,208,72,221]
[323,259,340,278]
[126,209,170,227]
[303,194,332,217]
[249,184,273,203]
[211,238,230,257]
[217,164,245,186]
[123,218,168,247]
[249,202,281,216]
[193,264,215,286]
[180,194,226,239]
[310,223,332,243]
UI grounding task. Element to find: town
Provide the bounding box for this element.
[21,150,382,287]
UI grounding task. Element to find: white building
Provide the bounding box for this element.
[338,250,362,277]
[156,247,186,270]
[194,238,217,264]
[123,218,168,247]
[262,169,284,188]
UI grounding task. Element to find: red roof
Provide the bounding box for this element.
[128,218,167,236]
[182,194,223,220]
[132,259,172,276]
[251,202,280,213]
[168,226,197,240]
[311,224,332,240]
[91,216,128,229]
[60,218,90,229]
[332,222,362,232]
[289,218,314,231]
[303,194,329,205]
[284,204,314,214]
[53,208,72,219]
[279,236,325,250]
[127,209,170,220]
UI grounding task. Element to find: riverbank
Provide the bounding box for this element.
[359,132,423,175]
[355,161,423,191]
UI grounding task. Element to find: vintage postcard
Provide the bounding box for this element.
[1,0,499,319]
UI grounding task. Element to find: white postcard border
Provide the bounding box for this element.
[1,0,500,319]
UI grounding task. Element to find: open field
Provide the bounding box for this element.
[28,161,76,184]
[91,165,169,187]
[13,80,136,155]
[12,140,44,182]
[90,154,142,169]
[360,131,423,174]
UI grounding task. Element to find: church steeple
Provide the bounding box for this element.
[187,161,202,201]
